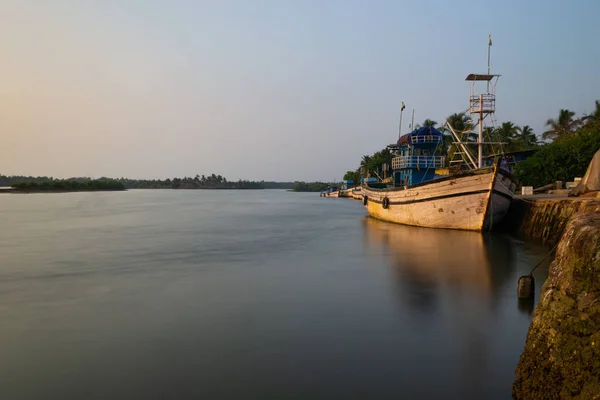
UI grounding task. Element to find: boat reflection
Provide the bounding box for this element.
[363,217,499,305]
[362,217,518,398]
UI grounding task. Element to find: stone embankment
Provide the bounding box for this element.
[501,195,600,246]
[511,202,600,399]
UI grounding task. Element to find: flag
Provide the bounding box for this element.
[401,102,406,111]
[488,34,492,46]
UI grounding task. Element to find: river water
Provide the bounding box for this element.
[0,190,548,399]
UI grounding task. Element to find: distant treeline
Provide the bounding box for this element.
[0,174,296,190]
[118,174,295,189]
[11,179,124,192]
[292,182,330,192]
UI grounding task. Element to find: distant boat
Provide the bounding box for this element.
[320,186,340,198]
[362,72,518,231]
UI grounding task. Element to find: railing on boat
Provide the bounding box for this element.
[410,135,443,144]
[469,93,495,114]
[392,156,445,169]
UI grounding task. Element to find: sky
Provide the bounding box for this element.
[1,0,599,181]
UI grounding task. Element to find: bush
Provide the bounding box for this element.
[292,182,329,192]
[515,129,600,188]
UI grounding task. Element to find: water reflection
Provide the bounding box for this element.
[362,217,522,398]
[517,297,535,315]
[362,217,506,304]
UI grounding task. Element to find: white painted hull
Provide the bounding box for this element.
[351,187,363,200]
[339,189,353,198]
[362,167,516,231]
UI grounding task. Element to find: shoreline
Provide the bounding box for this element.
[508,194,600,398]
[0,188,126,194]
[0,187,271,193]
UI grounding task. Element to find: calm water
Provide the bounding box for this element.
[0,190,549,399]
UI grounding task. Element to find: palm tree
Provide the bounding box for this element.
[581,100,600,126]
[443,112,476,166]
[360,155,373,176]
[542,109,579,140]
[495,122,519,152]
[444,113,472,133]
[515,125,537,149]
[422,119,438,128]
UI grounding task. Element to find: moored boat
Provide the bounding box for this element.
[351,186,363,200]
[362,65,518,231]
[363,163,516,230]
[320,186,340,197]
[339,180,358,198]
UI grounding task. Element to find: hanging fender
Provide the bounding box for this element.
[382,197,390,209]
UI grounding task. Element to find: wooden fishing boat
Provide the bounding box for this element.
[351,186,363,200]
[362,70,518,231]
[362,163,517,230]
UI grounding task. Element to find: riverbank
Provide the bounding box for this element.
[506,195,600,398]
[1,188,126,194]
[500,194,600,246]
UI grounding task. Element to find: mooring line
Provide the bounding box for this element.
[529,241,560,274]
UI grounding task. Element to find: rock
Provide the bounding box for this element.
[569,149,600,197]
[513,213,600,399]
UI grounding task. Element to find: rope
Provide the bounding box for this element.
[529,241,560,274]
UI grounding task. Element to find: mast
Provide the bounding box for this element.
[478,94,484,168]
[446,36,502,170]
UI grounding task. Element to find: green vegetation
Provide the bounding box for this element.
[360,148,394,178]
[343,170,360,184]
[515,104,600,187]
[542,109,580,141]
[118,174,264,189]
[11,179,124,192]
[292,182,330,192]
[1,174,296,190]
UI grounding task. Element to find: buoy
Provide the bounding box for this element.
[363,196,368,206]
[517,274,535,299]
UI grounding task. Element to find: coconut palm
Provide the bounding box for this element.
[444,112,472,133]
[515,125,537,149]
[581,100,600,126]
[443,113,476,168]
[542,109,579,140]
[360,155,373,176]
[422,119,438,128]
[495,122,519,151]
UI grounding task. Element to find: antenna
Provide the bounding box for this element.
[487,34,492,93]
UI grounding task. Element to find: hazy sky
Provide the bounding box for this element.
[1,0,599,181]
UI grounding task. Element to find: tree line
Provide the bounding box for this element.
[344,101,600,188]
[1,174,296,190]
[292,182,331,192]
[11,179,125,192]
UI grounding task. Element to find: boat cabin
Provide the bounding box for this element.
[391,126,446,186]
[341,180,354,190]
